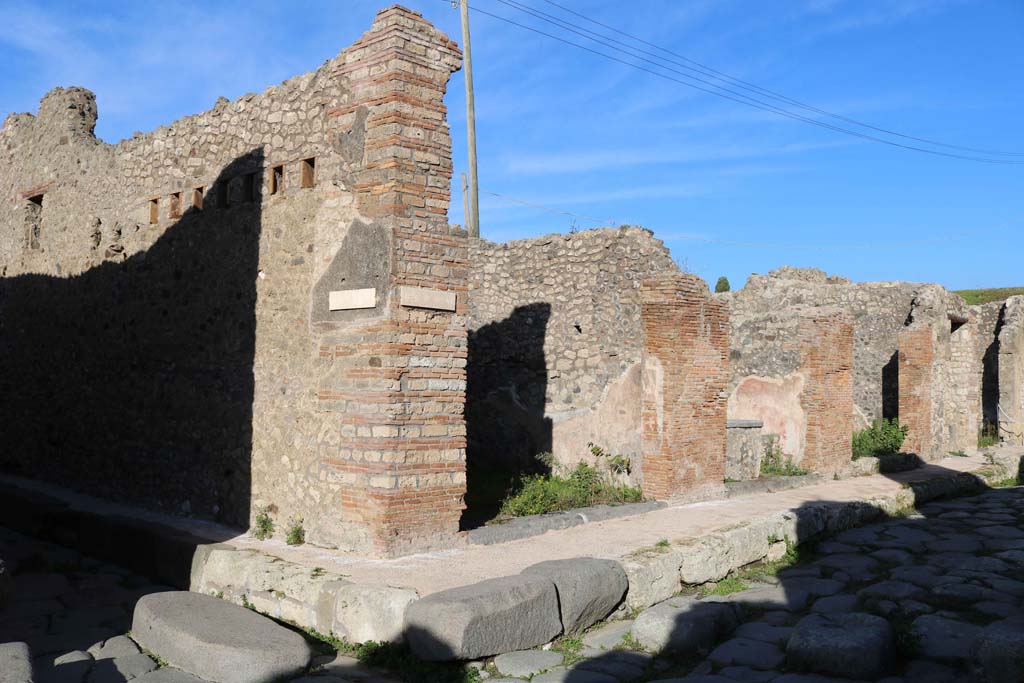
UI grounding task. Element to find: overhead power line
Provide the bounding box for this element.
[454,0,1024,165]
[536,0,1024,158]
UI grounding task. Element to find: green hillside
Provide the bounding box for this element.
[955,287,1024,305]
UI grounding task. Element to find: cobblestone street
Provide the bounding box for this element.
[482,486,1024,683]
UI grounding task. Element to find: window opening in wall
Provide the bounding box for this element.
[192,186,204,211]
[271,165,284,195]
[169,192,182,219]
[149,198,159,224]
[24,195,43,250]
[951,316,967,334]
[301,157,316,189]
[242,173,257,203]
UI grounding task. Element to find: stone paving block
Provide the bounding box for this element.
[631,596,741,655]
[522,558,627,634]
[582,620,634,651]
[974,615,1024,683]
[531,668,618,683]
[132,591,311,683]
[493,650,563,678]
[131,671,205,683]
[909,614,981,665]
[0,642,33,683]
[573,650,651,679]
[404,574,562,661]
[708,637,784,670]
[786,613,894,680]
[89,636,139,661]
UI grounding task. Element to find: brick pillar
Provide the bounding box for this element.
[316,7,467,557]
[798,310,854,475]
[640,274,729,500]
[898,322,938,458]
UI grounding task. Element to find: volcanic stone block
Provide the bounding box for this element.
[404,575,562,661]
[631,596,742,655]
[786,613,895,680]
[975,616,1024,683]
[522,558,627,634]
[131,591,311,683]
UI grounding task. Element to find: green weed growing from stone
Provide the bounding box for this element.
[979,421,1000,449]
[286,516,306,546]
[698,576,748,597]
[498,452,643,519]
[759,441,809,477]
[252,505,275,540]
[852,419,908,459]
[551,635,584,664]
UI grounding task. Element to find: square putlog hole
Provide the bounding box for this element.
[271,165,284,195]
[301,157,315,189]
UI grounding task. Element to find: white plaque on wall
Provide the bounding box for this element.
[329,288,377,311]
[399,285,457,311]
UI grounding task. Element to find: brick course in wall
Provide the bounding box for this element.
[640,274,729,500]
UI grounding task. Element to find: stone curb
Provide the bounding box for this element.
[466,501,667,545]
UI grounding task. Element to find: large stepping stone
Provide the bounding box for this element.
[0,643,33,683]
[786,613,894,680]
[131,591,311,683]
[522,558,627,634]
[404,574,562,661]
[631,596,741,655]
[974,615,1024,683]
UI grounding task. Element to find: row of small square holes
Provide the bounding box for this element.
[148,158,316,224]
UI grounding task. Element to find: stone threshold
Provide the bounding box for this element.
[2,448,1020,649]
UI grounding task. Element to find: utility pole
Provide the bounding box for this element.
[458,0,480,237]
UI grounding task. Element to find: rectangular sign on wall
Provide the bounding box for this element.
[329,288,377,311]
[399,285,457,311]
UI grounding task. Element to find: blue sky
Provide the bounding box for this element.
[2,0,1021,290]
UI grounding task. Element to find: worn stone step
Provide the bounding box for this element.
[131,591,312,683]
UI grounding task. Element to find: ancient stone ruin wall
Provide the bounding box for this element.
[466,227,679,479]
[724,268,1005,462]
[997,297,1024,444]
[723,268,925,427]
[640,273,729,500]
[726,305,853,474]
[0,6,466,557]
